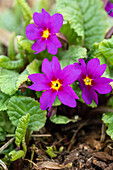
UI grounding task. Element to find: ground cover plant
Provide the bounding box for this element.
[1,0,113,169]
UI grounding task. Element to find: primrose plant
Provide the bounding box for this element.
[1,0,113,166]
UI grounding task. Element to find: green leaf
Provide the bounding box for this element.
[0,111,15,134]
[56,0,108,48]
[0,55,25,70]
[0,92,10,111]
[0,127,6,141]
[15,114,30,147]
[88,37,113,76]
[102,113,113,139]
[50,114,78,124]
[53,96,61,106]
[0,68,28,95]
[17,36,33,54]
[0,69,19,95]
[59,45,87,68]
[56,0,84,38]
[78,0,108,48]
[0,9,21,34]
[9,150,25,161]
[60,23,82,45]
[99,36,113,66]
[46,147,57,158]
[8,32,16,60]
[8,96,47,131]
[17,0,32,21]
[16,69,29,88]
[109,0,113,3]
[26,59,41,74]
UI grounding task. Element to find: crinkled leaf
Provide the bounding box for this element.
[16,69,29,88]
[56,0,108,48]
[15,114,30,147]
[56,0,84,38]
[26,59,41,74]
[17,0,32,21]
[0,55,25,69]
[50,114,79,124]
[0,68,28,95]
[17,35,33,54]
[78,0,108,48]
[0,127,6,141]
[0,91,10,111]
[0,111,15,134]
[102,113,113,139]
[60,21,82,46]
[59,45,87,69]
[0,69,19,95]
[99,36,113,66]
[8,96,47,131]
[9,150,25,162]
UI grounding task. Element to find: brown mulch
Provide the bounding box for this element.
[21,118,113,170]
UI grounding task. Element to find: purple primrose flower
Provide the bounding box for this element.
[25,9,63,55]
[28,56,81,110]
[105,1,113,17]
[74,58,113,105]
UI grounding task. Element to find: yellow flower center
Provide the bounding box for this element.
[51,79,62,91]
[83,76,92,86]
[42,29,50,39]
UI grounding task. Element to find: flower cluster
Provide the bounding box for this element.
[26,9,113,111]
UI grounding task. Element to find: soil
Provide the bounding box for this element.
[19,111,113,170]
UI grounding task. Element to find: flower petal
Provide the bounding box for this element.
[58,86,77,108]
[105,1,113,17]
[50,13,63,33]
[28,73,49,83]
[51,56,61,79]
[40,90,57,110]
[33,9,51,28]
[25,24,41,40]
[94,77,113,84]
[46,35,62,55]
[79,80,85,90]
[42,58,53,80]
[28,83,50,91]
[62,85,79,99]
[92,64,107,78]
[74,63,81,70]
[93,83,112,94]
[33,12,43,27]
[82,86,98,105]
[31,39,46,54]
[87,58,100,75]
[28,73,50,91]
[79,59,87,75]
[41,8,51,27]
[59,64,81,85]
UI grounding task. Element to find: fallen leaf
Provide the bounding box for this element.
[38,161,72,169]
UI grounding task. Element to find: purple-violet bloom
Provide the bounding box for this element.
[105,1,113,17]
[28,56,81,110]
[25,9,63,55]
[74,58,113,105]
